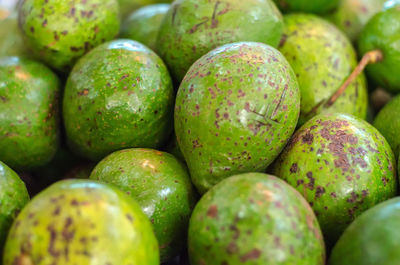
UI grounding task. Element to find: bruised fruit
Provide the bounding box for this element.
[63,39,174,161]
[0,13,30,58]
[279,14,368,126]
[188,173,325,265]
[3,179,159,265]
[273,113,397,244]
[273,0,339,14]
[156,0,283,82]
[175,42,300,194]
[18,0,120,72]
[0,161,29,252]
[90,148,197,262]
[120,4,169,51]
[0,57,60,171]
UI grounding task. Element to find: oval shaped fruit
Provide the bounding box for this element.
[0,13,30,57]
[63,39,174,161]
[273,113,397,244]
[90,148,197,262]
[329,197,400,265]
[120,4,169,51]
[273,0,339,14]
[0,161,29,252]
[3,179,159,265]
[156,0,283,82]
[175,42,300,194]
[189,173,325,265]
[0,57,60,170]
[279,14,368,126]
[18,0,120,72]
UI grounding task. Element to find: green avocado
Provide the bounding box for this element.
[120,4,169,51]
[90,148,197,262]
[329,197,400,265]
[175,42,300,194]
[279,14,368,126]
[0,161,29,253]
[118,0,172,19]
[0,13,30,58]
[156,0,283,82]
[63,39,174,161]
[0,57,60,171]
[3,179,159,265]
[358,7,400,92]
[18,0,120,72]
[188,173,325,265]
[273,0,339,14]
[273,113,397,245]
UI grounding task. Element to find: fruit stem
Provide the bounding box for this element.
[325,49,384,107]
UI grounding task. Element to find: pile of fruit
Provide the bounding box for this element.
[2,0,400,264]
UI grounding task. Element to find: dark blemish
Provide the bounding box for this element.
[362,190,369,197]
[54,32,59,41]
[305,172,315,190]
[296,179,304,186]
[302,131,313,145]
[347,192,358,203]
[226,242,238,254]
[77,89,89,96]
[52,206,61,216]
[229,224,240,240]
[126,214,133,223]
[240,248,261,262]
[30,26,34,33]
[315,186,325,198]
[70,46,80,52]
[42,19,47,27]
[70,7,76,16]
[47,225,60,257]
[206,205,218,218]
[290,163,298,173]
[0,95,8,102]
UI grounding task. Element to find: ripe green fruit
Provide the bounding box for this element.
[3,179,159,265]
[273,113,397,244]
[279,14,368,126]
[90,148,197,262]
[329,197,400,265]
[0,57,60,171]
[18,0,120,72]
[63,39,174,161]
[0,13,30,57]
[156,0,283,82]
[120,4,169,51]
[273,0,339,14]
[0,161,29,252]
[175,42,300,194]
[188,173,325,265]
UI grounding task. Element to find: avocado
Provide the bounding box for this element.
[0,13,30,58]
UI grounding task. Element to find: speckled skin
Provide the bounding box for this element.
[120,4,169,51]
[90,148,197,262]
[0,13,30,57]
[327,0,387,42]
[156,0,283,82]
[188,173,325,265]
[358,7,400,93]
[273,113,397,245]
[273,0,339,14]
[329,197,400,265]
[279,14,368,126]
[0,57,60,170]
[118,0,172,19]
[175,42,300,194]
[3,179,159,265]
[63,39,174,161]
[18,0,120,72]
[0,161,29,252]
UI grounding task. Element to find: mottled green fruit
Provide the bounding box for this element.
[273,0,339,14]
[329,197,400,265]
[373,94,400,159]
[63,162,95,180]
[0,13,30,57]
[189,173,325,265]
[63,39,174,161]
[3,179,159,265]
[327,0,386,42]
[120,4,169,51]
[0,161,29,252]
[90,148,197,262]
[0,57,60,171]
[18,0,120,72]
[118,0,172,19]
[157,0,283,82]
[273,113,397,244]
[279,14,368,126]
[175,42,300,194]
[358,7,400,92]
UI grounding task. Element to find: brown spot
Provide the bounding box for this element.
[315,186,325,198]
[240,248,261,262]
[207,205,218,218]
[302,131,313,145]
[226,242,238,254]
[290,163,298,173]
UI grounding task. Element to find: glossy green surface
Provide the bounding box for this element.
[118,0,172,19]
[63,39,174,161]
[273,113,397,244]
[90,148,197,262]
[189,173,325,265]
[0,161,29,252]
[0,57,60,171]
[329,197,400,265]
[156,0,283,82]
[175,42,300,194]
[120,4,169,51]
[358,7,400,92]
[0,13,30,58]
[3,179,159,265]
[273,0,339,14]
[279,14,368,126]
[18,0,120,72]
